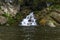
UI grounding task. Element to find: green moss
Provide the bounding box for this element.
[54,5,60,9]
[19,0,24,4]
[7,18,16,25]
[2,13,16,25]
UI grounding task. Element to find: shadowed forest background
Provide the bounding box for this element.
[0,0,60,40]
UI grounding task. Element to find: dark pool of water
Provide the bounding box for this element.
[0,26,60,40]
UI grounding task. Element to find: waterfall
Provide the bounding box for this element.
[20,12,37,26]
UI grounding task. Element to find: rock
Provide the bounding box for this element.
[0,16,7,24]
[5,0,14,3]
[50,12,60,24]
[39,16,57,27]
[1,6,8,13]
[39,17,47,26]
[47,20,56,27]
[0,10,4,15]
[1,3,20,17]
[7,3,20,17]
[6,23,10,26]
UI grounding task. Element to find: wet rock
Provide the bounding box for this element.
[50,12,60,24]
[0,10,4,15]
[47,20,56,27]
[1,6,8,13]
[0,16,7,24]
[39,16,57,27]
[6,23,10,26]
[1,3,20,17]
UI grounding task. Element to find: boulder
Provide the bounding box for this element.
[0,16,7,24]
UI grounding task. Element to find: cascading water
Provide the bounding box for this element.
[19,12,37,40]
[21,12,37,26]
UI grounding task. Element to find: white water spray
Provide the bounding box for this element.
[21,12,37,26]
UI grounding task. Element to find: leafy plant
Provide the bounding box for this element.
[2,13,16,25]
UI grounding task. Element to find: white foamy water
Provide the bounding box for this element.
[21,12,37,26]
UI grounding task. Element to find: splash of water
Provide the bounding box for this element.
[21,12,37,26]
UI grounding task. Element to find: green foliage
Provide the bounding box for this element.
[18,0,24,4]
[46,0,60,3]
[2,12,10,17]
[54,5,60,9]
[46,0,55,2]
[2,13,16,25]
[49,4,60,10]
[7,17,16,25]
[33,0,39,5]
